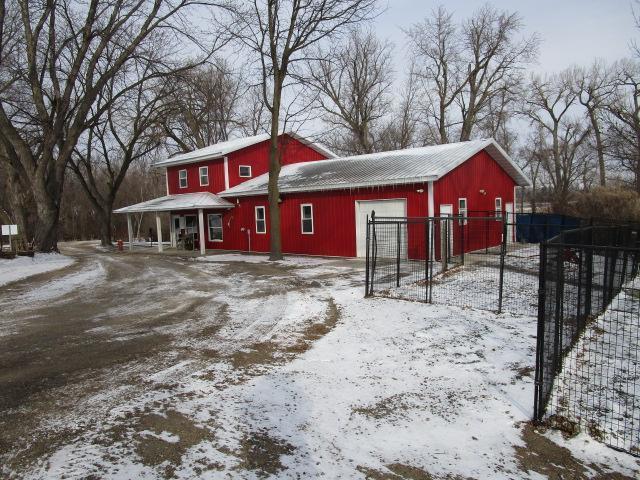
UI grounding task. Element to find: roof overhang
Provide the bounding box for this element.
[219,176,439,198]
[152,132,336,169]
[113,193,235,214]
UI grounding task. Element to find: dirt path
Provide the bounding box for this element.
[0,242,348,478]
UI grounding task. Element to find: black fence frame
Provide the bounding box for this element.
[533,224,640,455]
[365,211,559,314]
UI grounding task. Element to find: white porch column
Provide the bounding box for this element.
[126,214,134,251]
[156,212,163,252]
[198,208,206,255]
[170,215,176,248]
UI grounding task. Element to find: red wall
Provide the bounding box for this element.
[166,158,225,195]
[227,135,327,189]
[434,150,516,255]
[166,135,327,195]
[197,184,428,256]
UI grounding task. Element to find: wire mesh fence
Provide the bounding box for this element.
[365,211,640,455]
[534,225,640,455]
[365,211,576,315]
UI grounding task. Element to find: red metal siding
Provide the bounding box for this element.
[166,135,328,195]
[172,148,518,258]
[197,184,428,256]
[166,159,225,195]
[434,150,516,254]
[226,135,327,189]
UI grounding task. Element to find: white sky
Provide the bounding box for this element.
[374,0,638,77]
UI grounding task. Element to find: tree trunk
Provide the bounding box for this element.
[97,206,113,247]
[268,78,283,261]
[587,108,606,186]
[33,200,60,251]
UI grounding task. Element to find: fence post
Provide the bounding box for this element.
[365,214,370,297]
[424,219,429,302]
[534,241,548,421]
[498,219,507,314]
[460,217,465,266]
[370,211,377,296]
[396,222,401,287]
[584,245,593,321]
[429,218,435,303]
[602,248,610,310]
[577,248,586,332]
[552,243,564,375]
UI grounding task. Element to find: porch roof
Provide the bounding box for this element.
[113,192,234,214]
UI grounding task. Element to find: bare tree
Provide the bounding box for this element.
[241,86,271,136]
[0,0,220,251]
[222,0,378,260]
[69,69,167,246]
[574,61,614,186]
[307,29,393,155]
[377,65,420,151]
[161,58,246,154]
[606,59,640,192]
[407,5,538,144]
[522,72,591,209]
[475,86,518,154]
[405,6,461,144]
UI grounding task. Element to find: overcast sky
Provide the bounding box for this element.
[374,0,638,76]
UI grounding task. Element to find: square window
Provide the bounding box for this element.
[239,165,252,178]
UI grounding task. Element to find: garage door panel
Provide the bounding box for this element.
[355,199,407,257]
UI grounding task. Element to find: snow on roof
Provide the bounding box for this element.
[113,192,234,214]
[219,139,530,197]
[153,132,336,168]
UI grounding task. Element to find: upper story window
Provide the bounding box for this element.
[239,165,252,178]
[255,206,266,234]
[301,204,314,234]
[179,169,188,188]
[495,197,503,220]
[199,166,209,186]
[458,198,467,225]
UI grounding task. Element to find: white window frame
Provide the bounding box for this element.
[458,198,468,225]
[301,203,314,234]
[255,206,266,234]
[495,197,503,220]
[199,166,209,186]
[239,165,252,178]
[178,169,188,189]
[207,214,223,242]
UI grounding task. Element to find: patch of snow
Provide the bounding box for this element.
[0,253,74,287]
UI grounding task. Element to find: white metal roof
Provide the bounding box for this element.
[218,139,530,197]
[153,132,336,168]
[113,192,234,214]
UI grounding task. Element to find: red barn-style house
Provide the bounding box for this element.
[115,133,530,257]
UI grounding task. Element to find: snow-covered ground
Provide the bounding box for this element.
[2,245,638,478]
[0,253,74,287]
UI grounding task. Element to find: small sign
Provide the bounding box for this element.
[1,225,18,235]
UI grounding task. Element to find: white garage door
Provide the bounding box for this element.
[355,199,407,257]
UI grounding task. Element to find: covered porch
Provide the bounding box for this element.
[114,192,234,254]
